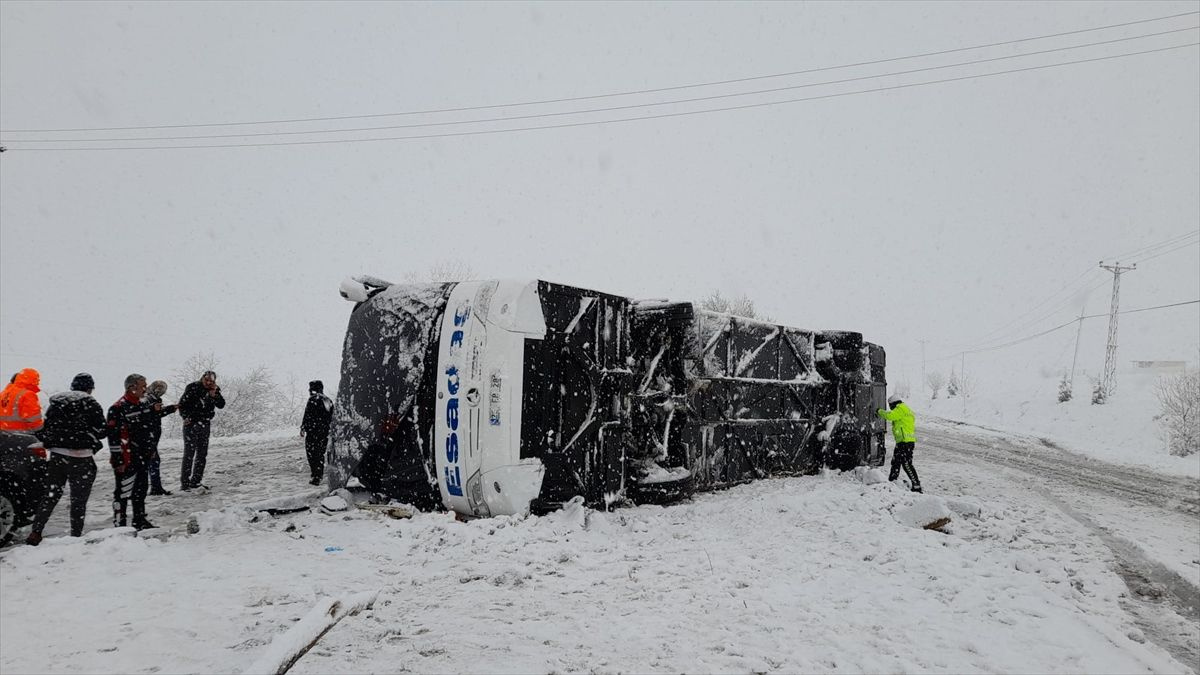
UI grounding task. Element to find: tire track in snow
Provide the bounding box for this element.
[924,422,1199,517]
[922,423,1200,672]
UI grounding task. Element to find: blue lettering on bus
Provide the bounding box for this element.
[443,315,466,497]
[454,304,471,326]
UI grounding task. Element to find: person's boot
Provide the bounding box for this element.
[113,500,127,527]
[24,531,42,546]
[149,486,172,496]
[911,484,923,493]
[132,516,156,531]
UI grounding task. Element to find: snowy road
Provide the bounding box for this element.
[921,419,1200,669]
[2,424,1197,674]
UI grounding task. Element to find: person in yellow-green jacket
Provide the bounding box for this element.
[877,393,922,493]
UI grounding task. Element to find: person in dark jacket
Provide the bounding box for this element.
[144,380,178,495]
[178,370,224,491]
[25,373,106,545]
[300,380,333,485]
[107,374,158,530]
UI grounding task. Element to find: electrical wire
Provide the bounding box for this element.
[9,25,1197,145]
[939,275,1108,356]
[5,41,1197,152]
[1107,229,1198,262]
[1127,235,1200,265]
[4,10,1196,134]
[937,230,1200,355]
[928,299,1199,361]
[954,267,1101,348]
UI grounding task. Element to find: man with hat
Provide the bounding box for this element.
[145,380,178,496]
[26,373,107,544]
[877,393,922,493]
[300,380,333,485]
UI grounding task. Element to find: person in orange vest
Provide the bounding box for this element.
[0,367,43,432]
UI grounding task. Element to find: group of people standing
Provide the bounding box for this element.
[0,368,227,545]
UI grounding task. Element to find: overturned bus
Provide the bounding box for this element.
[329,277,887,518]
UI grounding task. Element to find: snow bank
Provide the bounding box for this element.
[919,370,1200,478]
[2,473,1187,674]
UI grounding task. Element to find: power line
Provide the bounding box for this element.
[941,275,1109,356]
[1128,235,1200,265]
[952,266,1100,349]
[6,41,1198,152]
[5,10,1197,134]
[1108,229,1199,261]
[927,299,1199,361]
[9,25,1197,145]
[935,230,1200,355]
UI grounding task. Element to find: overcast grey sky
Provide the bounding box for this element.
[2,0,1197,405]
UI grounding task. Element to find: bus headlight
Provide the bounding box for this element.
[466,471,491,518]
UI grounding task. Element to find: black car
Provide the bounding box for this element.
[0,430,51,546]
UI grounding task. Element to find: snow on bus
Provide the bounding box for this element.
[328,276,888,518]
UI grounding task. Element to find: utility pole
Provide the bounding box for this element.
[1097,261,1136,403]
[1068,309,1085,395]
[918,339,929,399]
[961,351,967,416]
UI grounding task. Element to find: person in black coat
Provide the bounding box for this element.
[145,380,178,495]
[26,373,106,544]
[177,370,224,491]
[106,374,158,530]
[300,380,333,485]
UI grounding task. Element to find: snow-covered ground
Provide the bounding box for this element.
[2,426,1196,675]
[34,429,318,538]
[916,369,1200,479]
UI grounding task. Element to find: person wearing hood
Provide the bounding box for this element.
[877,393,922,493]
[300,380,333,485]
[0,367,43,432]
[106,374,158,530]
[25,373,107,545]
[144,380,178,496]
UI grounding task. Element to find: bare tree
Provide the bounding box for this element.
[211,365,292,437]
[403,260,476,284]
[698,289,771,322]
[957,372,976,399]
[171,352,218,393]
[162,354,302,438]
[1155,371,1199,457]
[924,370,945,399]
[159,352,221,439]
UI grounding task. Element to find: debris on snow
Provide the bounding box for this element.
[893,496,953,530]
[319,496,349,513]
[243,590,379,675]
[356,503,414,519]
